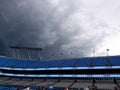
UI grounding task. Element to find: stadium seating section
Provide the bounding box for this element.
[0,55,120,68]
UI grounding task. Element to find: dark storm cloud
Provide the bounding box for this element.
[0,0,107,59]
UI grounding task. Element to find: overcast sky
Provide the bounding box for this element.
[0,0,120,60]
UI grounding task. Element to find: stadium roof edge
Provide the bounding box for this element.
[9,46,42,51]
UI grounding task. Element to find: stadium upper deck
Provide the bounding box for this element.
[0,55,120,78]
[0,55,120,68]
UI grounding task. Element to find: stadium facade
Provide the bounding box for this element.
[0,47,120,90]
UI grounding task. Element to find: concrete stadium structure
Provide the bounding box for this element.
[0,55,120,90]
[0,46,119,90]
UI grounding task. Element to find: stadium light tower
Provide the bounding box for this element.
[106,49,112,66]
[89,49,95,67]
[93,50,95,57]
[106,49,109,57]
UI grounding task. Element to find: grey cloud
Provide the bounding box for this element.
[0,0,108,59]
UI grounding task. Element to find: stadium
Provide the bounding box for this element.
[1,0,120,90]
[0,46,119,90]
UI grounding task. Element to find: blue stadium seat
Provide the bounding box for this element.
[109,56,120,66]
[1,56,120,68]
[45,60,64,67]
[76,58,91,67]
[93,57,107,66]
[0,58,10,66]
[61,59,77,67]
[2,59,20,67]
[0,86,9,90]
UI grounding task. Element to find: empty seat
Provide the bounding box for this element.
[62,59,78,67]
[71,79,93,88]
[93,57,107,66]
[109,56,120,66]
[1,55,120,69]
[76,58,91,67]
[46,60,64,67]
[95,78,117,89]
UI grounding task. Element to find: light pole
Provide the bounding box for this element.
[93,50,95,58]
[106,49,109,57]
[106,49,112,66]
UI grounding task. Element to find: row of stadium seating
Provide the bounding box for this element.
[0,56,120,68]
[0,86,17,90]
[0,86,37,90]
[0,76,120,90]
